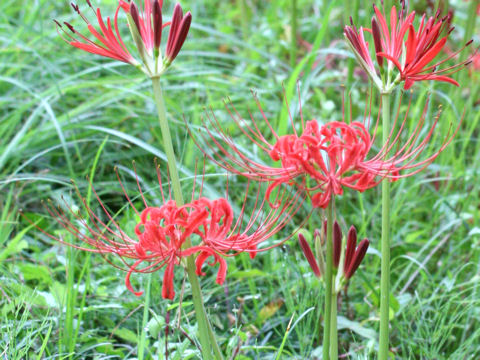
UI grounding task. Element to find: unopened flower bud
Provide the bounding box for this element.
[298,233,322,278]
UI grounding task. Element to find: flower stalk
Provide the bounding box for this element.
[138,274,152,360]
[299,212,370,359]
[379,92,391,360]
[322,199,334,360]
[290,0,298,68]
[330,286,338,360]
[151,77,223,360]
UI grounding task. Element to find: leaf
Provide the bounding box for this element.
[147,315,165,338]
[337,316,377,340]
[231,269,267,279]
[113,328,138,344]
[0,221,34,262]
[18,264,52,285]
[96,343,125,357]
[257,299,284,324]
[370,290,399,320]
[36,291,58,308]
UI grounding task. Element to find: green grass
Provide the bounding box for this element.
[1,0,479,359]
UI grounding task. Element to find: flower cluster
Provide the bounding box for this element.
[28,163,303,299]
[192,94,457,208]
[344,0,473,90]
[298,221,369,290]
[55,0,191,77]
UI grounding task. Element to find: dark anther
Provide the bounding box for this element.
[71,2,80,13]
[64,22,75,32]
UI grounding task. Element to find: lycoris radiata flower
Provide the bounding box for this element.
[191,93,458,208]
[344,0,473,91]
[25,161,304,299]
[55,0,191,77]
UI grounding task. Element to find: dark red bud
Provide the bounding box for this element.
[466,39,473,46]
[349,16,354,26]
[333,221,342,268]
[167,11,191,62]
[166,3,184,57]
[345,238,369,279]
[298,233,322,278]
[371,17,383,67]
[153,0,162,50]
[129,2,142,35]
[71,2,79,13]
[344,225,357,274]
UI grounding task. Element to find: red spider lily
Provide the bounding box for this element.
[297,222,369,284]
[190,92,458,209]
[377,11,473,89]
[344,0,472,90]
[55,0,191,76]
[25,162,303,299]
[344,2,414,89]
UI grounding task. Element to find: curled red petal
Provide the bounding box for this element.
[162,261,176,300]
[125,260,144,296]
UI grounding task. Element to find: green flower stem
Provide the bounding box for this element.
[322,199,334,360]
[151,77,223,360]
[138,274,152,360]
[379,93,391,360]
[290,0,298,69]
[330,285,338,360]
[237,0,249,42]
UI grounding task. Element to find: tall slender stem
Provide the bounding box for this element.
[322,199,334,360]
[290,0,298,69]
[379,93,391,360]
[138,274,152,360]
[151,77,223,360]
[329,285,338,359]
[237,0,249,42]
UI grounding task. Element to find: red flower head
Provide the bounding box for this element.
[344,0,473,91]
[190,92,458,208]
[55,0,191,77]
[26,162,303,299]
[298,222,370,288]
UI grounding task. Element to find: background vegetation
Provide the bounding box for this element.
[1,0,479,358]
